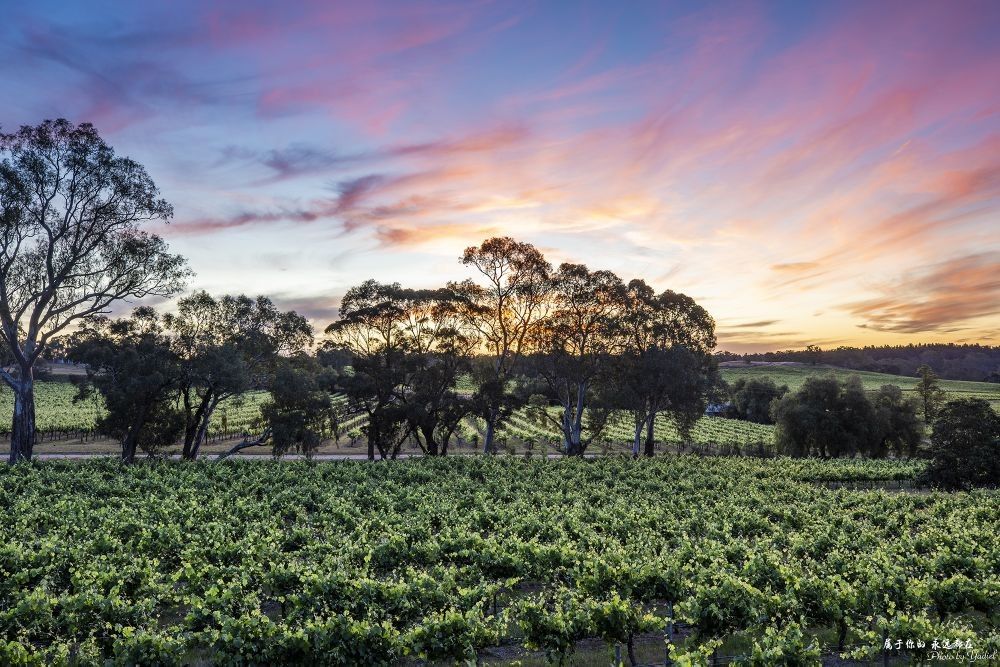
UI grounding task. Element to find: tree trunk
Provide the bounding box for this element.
[643,412,656,457]
[181,388,208,460]
[366,414,379,461]
[121,407,149,464]
[632,415,643,458]
[483,413,497,454]
[8,374,36,464]
[570,383,586,456]
[441,424,457,456]
[421,424,439,456]
[188,399,219,460]
[122,429,139,465]
[561,403,574,455]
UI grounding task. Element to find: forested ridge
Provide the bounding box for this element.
[717,344,1000,382]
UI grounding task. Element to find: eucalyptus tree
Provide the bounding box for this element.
[450,237,552,453]
[327,280,476,459]
[0,119,189,462]
[399,293,478,456]
[263,356,335,459]
[326,280,426,460]
[612,280,718,456]
[166,291,312,460]
[528,263,625,456]
[67,307,182,463]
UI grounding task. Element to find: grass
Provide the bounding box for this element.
[719,363,1000,405]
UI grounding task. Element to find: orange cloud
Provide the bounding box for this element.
[844,252,1000,333]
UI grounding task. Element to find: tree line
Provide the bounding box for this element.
[717,344,1000,383]
[0,119,718,463]
[325,242,718,459]
[2,119,996,485]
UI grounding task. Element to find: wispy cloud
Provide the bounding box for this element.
[844,252,1000,333]
[4,0,997,347]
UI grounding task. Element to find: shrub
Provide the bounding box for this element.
[921,398,1000,489]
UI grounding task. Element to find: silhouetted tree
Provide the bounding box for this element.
[728,377,788,424]
[0,119,189,462]
[450,237,552,453]
[264,357,335,459]
[773,375,918,458]
[871,384,922,458]
[921,398,999,489]
[401,295,477,456]
[166,291,312,460]
[528,263,625,456]
[67,307,182,463]
[804,344,823,366]
[915,364,945,422]
[326,281,462,460]
[612,280,718,456]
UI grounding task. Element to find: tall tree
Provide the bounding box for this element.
[871,384,922,458]
[326,281,439,460]
[450,237,552,453]
[263,357,335,459]
[0,119,189,462]
[612,280,718,456]
[166,291,312,460]
[528,263,625,456]
[728,377,788,424]
[399,295,477,456]
[67,307,182,463]
[914,364,946,422]
[772,375,914,458]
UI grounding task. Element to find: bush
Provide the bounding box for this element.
[728,377,787,424]
[921,398,1000,489]
[773,376,921,458]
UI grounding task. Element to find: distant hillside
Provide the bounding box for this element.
[718,362,1000,410]
[716,344,1000,382]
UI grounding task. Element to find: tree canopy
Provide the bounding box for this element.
[0,119,189,461]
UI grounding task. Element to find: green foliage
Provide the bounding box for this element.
[728,377,788,424]
[748,622,821,665]
[922,398,1000,489]
[719,364,1000,406]
[871,384,922,457]
[514,592,593,664]
[0,382,270,442]
[915,364,947,422]
[0,457,995,664]
[263,359,334,457]
[68,308,184,461]
[773,375,921,458]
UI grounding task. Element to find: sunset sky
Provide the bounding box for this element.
[2,0,998,352]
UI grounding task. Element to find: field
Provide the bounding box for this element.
[720,363,1000,407]
[0,458,996,665]
[0,383,271,442]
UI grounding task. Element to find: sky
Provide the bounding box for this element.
[1,0,998,352]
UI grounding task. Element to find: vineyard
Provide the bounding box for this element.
[0,383,271,443]
[719,364,1000,407]
[0,458,996,665]
[498,410,775,453]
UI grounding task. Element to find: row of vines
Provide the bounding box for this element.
[0,457,995,664]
